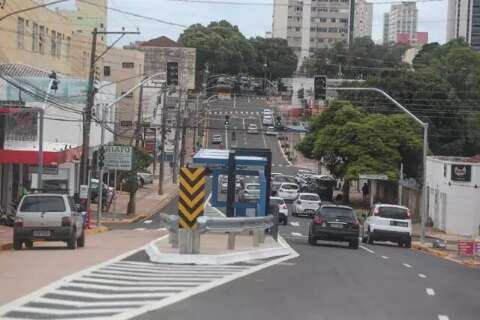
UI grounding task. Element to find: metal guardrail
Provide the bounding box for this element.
[197,216,274,250]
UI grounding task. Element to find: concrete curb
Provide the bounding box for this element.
[412,241,480,268]
[145,236,296,265]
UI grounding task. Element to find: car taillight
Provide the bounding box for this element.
[14,217,23,228]
[61,216,72,227]
[313,215,323,225]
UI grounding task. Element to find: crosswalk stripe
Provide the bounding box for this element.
[113,260,247,270]
[31,297,149,308]
[8,306,122,316]
[100,266,235,275]
[60,283,190,292]
[50,289,172,299]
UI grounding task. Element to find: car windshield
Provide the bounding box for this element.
[379,206,409,220]
[20,196,66,212]
[282,184,298,190]
[319,207,355,222]
[270,198,284,205]
[300,194,319,201]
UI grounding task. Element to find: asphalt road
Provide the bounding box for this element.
[125,96,480,320]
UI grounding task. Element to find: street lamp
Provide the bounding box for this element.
[333,87,429,244]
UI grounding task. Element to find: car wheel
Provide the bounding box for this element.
[67,230,77,250]
[367,230,374,244]
[77,229,85,248]
[13,235,22,250]
[308,230,316,245]
[349,240,359,249]
[25,240,33,249]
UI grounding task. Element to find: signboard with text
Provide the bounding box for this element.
[104,145,133,171]
[458,240,475,256]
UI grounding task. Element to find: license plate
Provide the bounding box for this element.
[390,221,408,227]
[33,230,51,237]
[329,223,343,229]
[305,209,315,213]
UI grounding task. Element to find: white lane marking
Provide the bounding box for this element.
[290,222,300,227]
[278,262,296,266]
[402,263,412,268]
[8,306,129,316]
[438,315,449,320]
[359,245,375,254]
[157,227,167,231]
[225,127,229,149]
[426,288,435,296]
[60,282,192,292]
[291,232,303,237]
[32,297,150,308]
[134,228,146,231]
[143,220,152,224]
[70,278,207,286]
[205,193,212,205]
[51,289,171,299]
[418,273,427,278]
[381,255,389,259]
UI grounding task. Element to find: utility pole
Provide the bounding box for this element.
[398,162,404,205]
[180,116,188,168]
[80,28,98,188]
[193,95,199,151]
[158,86,168,195]
[127,82,144,215]
[172,90,182,184]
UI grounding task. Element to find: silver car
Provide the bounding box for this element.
[138,172,154,185]
[239,183,260,201]
[13,194,85,250]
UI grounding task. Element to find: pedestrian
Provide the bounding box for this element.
[362,182,369,202]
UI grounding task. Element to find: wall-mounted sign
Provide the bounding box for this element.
[451,164,471,182]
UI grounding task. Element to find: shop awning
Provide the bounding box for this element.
[0,146,82,166]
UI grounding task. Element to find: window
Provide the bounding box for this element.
[295,27,301,32]
[317,27,327,32]
[39,26,45,54]
[331,18,336,23]
[20,196,66,212]
[104,66,111,77]
[340,18,348,24]
[310,27,316,32]
[32,23,38,52]
[122,62,134,69]
[328,27,338,33]
[50,30,56,56]
[320,17,327,22]
[56,32,62,57]
[17,17,24,49]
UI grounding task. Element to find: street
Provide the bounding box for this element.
[1,97,479,320]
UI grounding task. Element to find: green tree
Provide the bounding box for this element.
[297,101,422,202]
[248,37,297,79]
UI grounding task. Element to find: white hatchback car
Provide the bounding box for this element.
[276,183,299,202]
[362,203,412,248]
[270,196,288,225]
[247,124,258,134]
[292,193,321,217]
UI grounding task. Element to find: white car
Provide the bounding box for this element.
[263,109,273,115]
[270,197,288,225]
[263,116,273,126]
[239,183,260,201]
[13,194,85,250]
[137,172,153,185]
[247,124,258,134]
[292,193,321,217]
[362,203,412,248]
[276,182,299,202]
[265,126,277,135]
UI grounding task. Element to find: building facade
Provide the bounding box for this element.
[60,0,108,44]
[446,0,480,50]
[383,2,418,45]
[103,48,145,144]
[272,0,354,68]
[353,0,373,39]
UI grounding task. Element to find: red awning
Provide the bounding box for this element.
[0,146,82,166]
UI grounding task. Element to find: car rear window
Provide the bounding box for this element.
[270,198,284,205]
[246,184,259,190]
[320,207,355,222]
[300,194,320,201]
[282,184,298,190]
[379,207,409,220]
[20,196,66,212]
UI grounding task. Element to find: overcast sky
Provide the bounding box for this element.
[58,0,448,45]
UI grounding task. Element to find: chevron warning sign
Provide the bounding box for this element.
[178,166,206,229]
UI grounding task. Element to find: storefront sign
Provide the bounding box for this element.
[451,165,471,182]
[104,145,133,171]
[458,240,475,256]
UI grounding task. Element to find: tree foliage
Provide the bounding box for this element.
[297,101,422,181]
[178,21,297,80]
[301,37,410,79]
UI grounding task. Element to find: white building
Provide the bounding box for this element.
[354,0,373,39]
[427,156,480,236]
[272,0,354,68]
[446,0,480,50]
[383,2,417,45]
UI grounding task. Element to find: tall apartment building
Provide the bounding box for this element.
[353,0,373,39]
[383,13,390,45]
[60,0,108,44]
[446,0,480,50]
[272,0,354,68]
[383,2,417,45]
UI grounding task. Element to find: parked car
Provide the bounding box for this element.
[137,172,154,185]
[272,175,297,193]
[13,193,85,250]
[308,204,360,249]
[362,203,412,248]
[263,116,273,126]
[270,196,288,225]
[263,109,273,115]
[212,134,223,144]
[265,126,277,136]
[292,193,321,217]
[239,183,260,201]
[247,124,258,134]
[220,176,241,193]
[276,182,300,202]
[296,169,315,179]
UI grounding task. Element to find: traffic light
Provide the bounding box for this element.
[97,146,105,169]
[166,62,179,86]
[49,71,58,92]
[225,115,230,128]
[314,75,327,100]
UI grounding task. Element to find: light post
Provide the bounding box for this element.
[333,87,429,244]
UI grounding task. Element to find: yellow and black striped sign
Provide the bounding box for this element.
[178,166,206,229]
